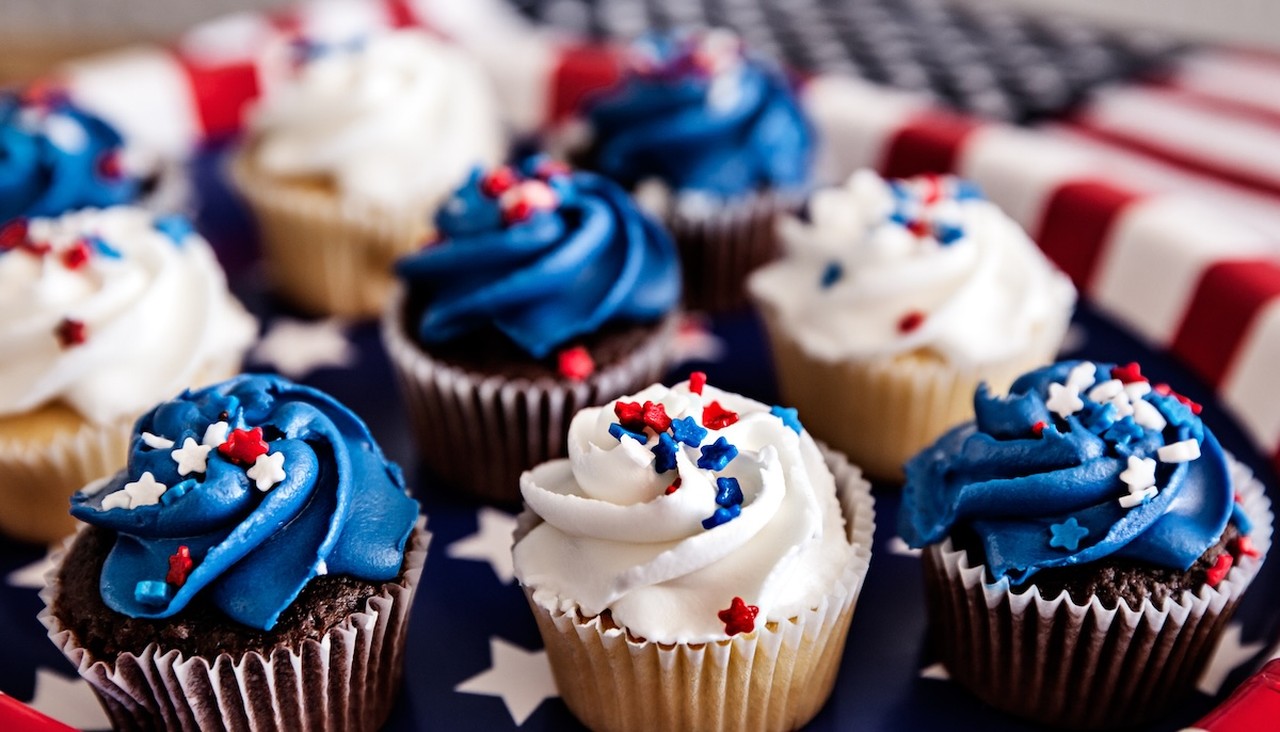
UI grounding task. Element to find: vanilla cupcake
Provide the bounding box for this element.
[233,29,507,317]
[513,374,874,732]
[748,169,1076,480]
[0,206,256,543]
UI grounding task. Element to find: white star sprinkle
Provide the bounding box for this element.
[447,508,519,584]
[1045,382,1084,418]
[1158,439,1202,463]
[1124,381,1152,400]
[1087,379,1124,403]
[123,472,167,508]
[251,317,356,379]
[140,432,174,450]
[247,451,286,491]
[1132,399,1168,431]
[171,437,213,476]
[1109,392,1135,419]
[1119,456,1157,491]
[1065,362,1097,392]
[99,490,132,511]
[202,421,230,447]
[1119,485,1158,508]
[455,637,558,726]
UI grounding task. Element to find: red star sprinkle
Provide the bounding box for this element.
[689,371,707,395]
[614,401,646,432]
[1032,421,1046,437]
[664,477,682,495]
[62,240,92,270]
[1110,362,1146,384]
[480,166,517,197]
[898,310,926,333]
[22,240,51,257]
[502,198,535,225]
[919,173,942,204]
[0,218,28,251]
[557,346,595,382]
[642,401,671,432]
[702,401,739,430]
[166,545,194,587]
[1206,552,1234,588]
[717,596,759,636]
[219,427,269,466]
[906,218,930,237]
[55,318,86,348]
[1235,535,1261,559]
[1235,492,1244,504]
[96,150,123,180]
[1153,383,1202,414]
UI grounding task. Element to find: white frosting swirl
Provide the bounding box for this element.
[513,379,855,644]
[248,30,507,213]
[0,206,257,425]
[748,169,1076,367]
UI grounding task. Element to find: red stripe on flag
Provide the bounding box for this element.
[1171,259,1280,387]
[878,111,981,178]
[1154,81,1280,131]
[176,57,260,141]
[549,44,622,122]
[384,0,420,28]
[1034,181,1142,292]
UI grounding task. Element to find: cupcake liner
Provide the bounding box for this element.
[756,300,1071,482]
[39,517,430,732]
[230,152,429,319]
[382,287,679,505]
[517,444,875,732]
[666,190,804,313]
[922,456,1272,730]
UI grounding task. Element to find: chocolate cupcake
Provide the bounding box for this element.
[898,360,1271,730]
[41,375,427,731]
[567,29,812,311]
[382,158,682,505]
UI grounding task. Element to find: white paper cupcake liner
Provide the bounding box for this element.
[382,287,679,505]
[922,456,1271,730]
[39,517,429,732]
[516,444,875,732]
[230,152,428,319]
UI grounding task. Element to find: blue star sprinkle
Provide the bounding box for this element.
[160,479,195,506]
[651,433,678,473]
[697,437,738,471]
[134,580,171,606]
[670,416,707,447]
[88,235,121,259]
[153,214,194,246]
[820,261,842,289]
[1082,401,1117,433]
[1102,416,1143,447]
[933,222,964,245]
[770,405,802,434]
[715,476,744,508]
[608,423,646,444]
[702,504,741,530]
[1048,518,1089,552]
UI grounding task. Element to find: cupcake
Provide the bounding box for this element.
[0,204,256,545]
[568,29,812,312]
[513,374,874,732]
[898,360,1272,729]
[748,169,1076,481]
[41,374,427,731]
[382,158,682,505]
[233,29,507,317]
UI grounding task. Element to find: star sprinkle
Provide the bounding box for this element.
[170,437,213,476]
[134,580,170,606]
[702,504,741,530]
[715,477,743,507]
[1031,421,1047,437]
[1119,486,1158,508]
[1048,518,1089,551]
[124,471,168,507]
[1235,535,1261,559]
[641,401,672,432]
[770,406,802,434]
[99,490,132,512]
[1065,362,1098,392]
[1157,439,1201,463]
[219,427,269,466]
[1206,553,1234,588]
[820,261,842,288]
[1081,401,1117,433]
[166,545,193,587]
[153,214,194,246]
[141,432,174,450]
[1103,417,1143,447]
[702,401,739,430]
[247,451,287,492]
[1119,456,1157,491]
[669,416,707,447]
[1087,379,1124,403]
[688,371,707,395]
[1132,399,1168,432]
[651,434,678,473]
[1153,383,1202,415]
[1111,362,1146,384]
[202,421,230,447]
[557,346,594,381]
[614,401,645,432]
[664,477,682,495]
[898,310,925,333]
[160,479,193,505]
[697,437,738,471]
[1045,382,1084,418]
[61,240,91,270]
[480,166,517,197]
[718,597,759,636]
[0,218,28,251]
[55,318,87,348]
[608,423,646,444]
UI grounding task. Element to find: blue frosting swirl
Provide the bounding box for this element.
[899,361,1233,585]
[0,92,138,223]
[584,32,812,198]
[396,162,681,359]
[70,375,419,631]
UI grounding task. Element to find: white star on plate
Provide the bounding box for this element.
[455,637,558,726]
[919,662,950,681]
[447,508,519,584]
[6,552,54,589]
[886,536,922,558]
[170,437,213,476]
[26,667,111,730]
[1045,382,1084,419]
[1198,621,1265,695]
[202,421,230,447]
[250,317,356,379]
[247,452,287,492]
[123,472,167,508]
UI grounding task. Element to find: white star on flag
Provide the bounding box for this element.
[251,317,356,379]
[447,508,519,584]
[26,667,111,731]
[247,452,287,492]
[456,637,558,726]
[1198,621,1265,696]
[171,437,213,476]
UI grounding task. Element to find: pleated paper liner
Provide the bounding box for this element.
[382,287,679,506]
[515,445,875,732]
[40,517,429,732]
[921,457,1272,730]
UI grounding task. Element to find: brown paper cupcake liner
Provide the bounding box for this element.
[517,444,875,732]
[382,288,679,505]
[756,300,1071,482]
[230,152,429,319]
[922,456,1271,730]
[39,517,430,732]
